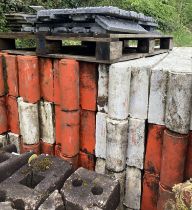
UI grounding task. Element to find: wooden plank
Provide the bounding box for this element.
[114,53,144,63]
[44,33,173,42]
[0,32,173,48]
[109,34,173,39]
[46,52,145,64]
[49,33,172,39]
[2,48,169,64]
[0,32,172,40]
[2,50,36,56]
[45,35,113,42]
[51,32,110,38]
[0,32,35,39]
[113,49,169,63]
[110,33,173,39]
[146,49,169,56]
[2,49,109,63]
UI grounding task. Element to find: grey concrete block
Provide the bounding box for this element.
[108,63,131,120]
[108,53,168,121]
[0,155,73,209]
[97,64,109,113]
[39,101,55,144]
[106,118,128,172]
[7,133,21,154]
[18,97,40,145]
[95,158,106,175]
[0,202,14,210]
[126,118,145,169]
[106,170,126,210]
[0,144,17,153]
[85,207,102,210]
[96,112,107,159]
[124,53,168,120]
[124,167,141,210]
[151,48,192,131]
[0,135,8,148]
[152,47,192,74]
[61,167,120,210]
[39,190,64,210]
[148,69,168,125]
[0,151,33,183]
[165,72,192,134]
[129,67,149,119]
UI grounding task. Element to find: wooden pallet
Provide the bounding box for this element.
[0,32,173,63]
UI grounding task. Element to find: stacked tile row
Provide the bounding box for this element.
[0,47,191,209]
[95,47,192,210]
[144,47,192,210]
[96,53,168,209]
[0,53,97,170]
[0,53,22,154]
[78,62,97,170]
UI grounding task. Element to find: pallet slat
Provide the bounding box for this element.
[0,32,173,63]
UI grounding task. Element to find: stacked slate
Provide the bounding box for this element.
[5,13,36,32]
[6,6,158,34]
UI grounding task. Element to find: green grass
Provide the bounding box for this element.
[172,28,192,47]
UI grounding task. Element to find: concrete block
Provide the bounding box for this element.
[165,72,192,134]
[126,118,145,169]
[97,64,109,113]
[0,151,33,183]
[0,155,73,209]
[0,135,8,148]
[108,63,131,120]
[129,67,149,119]
[190,117,192,131]
[96,112,107,159]
[107,54,168,121]
[95,158,106,175]
[152,48,192,74]
[18,97,40,145]
[106,169,126,210]
[7,133,21,154]
[39,190,64,210]
[148,69,168,125]
[0,202,14,210]
[39,101,55,144]
[124,167,141,210]
[152,48,192,131]
[61,167,120,210]
[1,144,17,153]
[106,118,128,172]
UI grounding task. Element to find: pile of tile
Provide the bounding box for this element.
[95,47,192,209]
[0,47,191,210]
[6,6,158,34]
[5,13,36,32]
[0,53,98,171]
